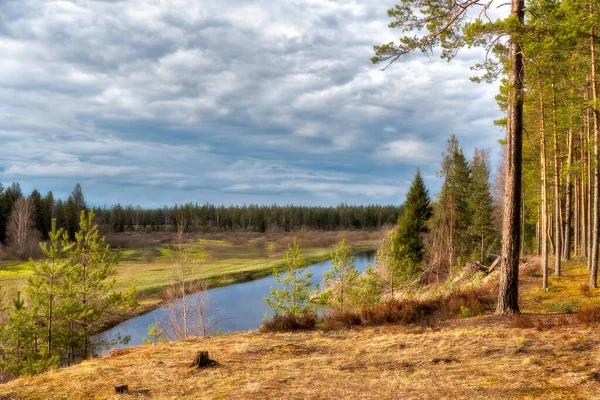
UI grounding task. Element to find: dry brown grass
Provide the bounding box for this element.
[576,305,600,325]
[3,322,600,399]
[7,253,600,398]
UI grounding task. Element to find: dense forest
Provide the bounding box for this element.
[0,182,402,259]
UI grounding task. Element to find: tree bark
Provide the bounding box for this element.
[551,77,562,274]
[538,75,549,290]
[575,175,579,255]
[497,0,524,315]
[586,81,593,261]
[562,125,574,261]
[590,8,600,287]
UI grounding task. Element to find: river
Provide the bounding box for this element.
[93,251,375,353]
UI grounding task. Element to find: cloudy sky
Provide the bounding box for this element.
[0,0,505,208]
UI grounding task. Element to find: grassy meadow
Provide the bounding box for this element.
[4,258,600,399]
[0,229,383,306]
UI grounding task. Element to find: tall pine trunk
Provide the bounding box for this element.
[589,7,600,287]
[562,125,574,261]
[575,175,579,255]
[497,0,524,314]
[538,75,549,290]
[551,78,562,275]
[586,81,593,262]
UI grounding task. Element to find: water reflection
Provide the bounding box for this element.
[94,251,375,352]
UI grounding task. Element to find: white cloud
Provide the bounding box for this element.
[4,163,140,178]
[0,0,506,206]
[378,139,439,163]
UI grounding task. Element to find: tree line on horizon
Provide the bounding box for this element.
[0,182,402,260]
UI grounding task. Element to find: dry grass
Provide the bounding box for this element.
[7,251,600,398]
[519,258,600,314]
[3,322,600,399]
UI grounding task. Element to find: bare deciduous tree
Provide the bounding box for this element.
[163,216,212,340]
[7,197,40,259]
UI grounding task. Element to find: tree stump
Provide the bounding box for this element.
[114,384,128,394]
[189,351,213,368]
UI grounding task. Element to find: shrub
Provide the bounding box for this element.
[441,287,495,317]
[511,314,571,330]
[577,306,600,325]
[250,237,268,249]
[322,310,362,329]
[548,301,576,314]
[510,315,535,329]
[261,312,317,332]
[519,258,542,278]
[580,284,592,297]
[360,299,438,326]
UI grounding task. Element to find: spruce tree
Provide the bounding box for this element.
[396,168,432,265]
[71,184,86,211]
[437,135,473,266]
[29,190,44,239]
[377,230,418,297]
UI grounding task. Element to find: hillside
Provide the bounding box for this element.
[3,259,600,399]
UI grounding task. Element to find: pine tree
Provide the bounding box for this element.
[265,239,314,317]
[469,149,495,262]
[322,239,359,312]
[353,264,382,305]
[26,219,73,360]
[396,168,432,265]
[61,210,121,358]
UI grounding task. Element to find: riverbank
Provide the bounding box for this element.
[5,258,600,399]
[0,229,384,296]
[95,252,377,350]
[5,318,600,399]
[0,229,382,339]
[97,244,376,336]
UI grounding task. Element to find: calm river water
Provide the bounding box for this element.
[93,251,375,352]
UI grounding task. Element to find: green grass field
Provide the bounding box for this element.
[0,230,382,300]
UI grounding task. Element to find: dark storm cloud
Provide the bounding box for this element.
[0,0,506,206]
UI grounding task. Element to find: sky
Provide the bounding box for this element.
[0,0,506,208]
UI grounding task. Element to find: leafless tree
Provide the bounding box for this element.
[163,215,212,340]
[7,197,40,259]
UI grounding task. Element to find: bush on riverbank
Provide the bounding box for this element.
[261,312,317,332]
[318,286,495,330]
